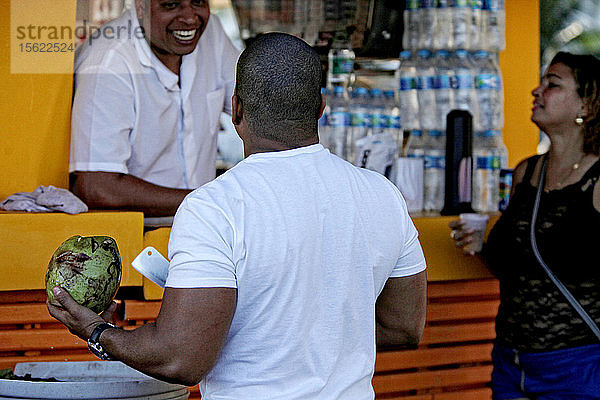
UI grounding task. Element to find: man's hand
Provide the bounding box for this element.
[46,286,119,340]
[47,286,235,385]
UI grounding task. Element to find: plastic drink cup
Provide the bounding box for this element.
[459,213,489,254]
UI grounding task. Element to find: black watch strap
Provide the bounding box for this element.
[87,322,116,360]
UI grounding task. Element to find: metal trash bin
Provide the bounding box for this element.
[0,361,190,399]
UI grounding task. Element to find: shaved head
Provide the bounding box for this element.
[235,32,322,146]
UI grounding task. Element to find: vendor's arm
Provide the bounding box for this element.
[47,285,236,386]
[376,270,427,348]
[70,171,191,217]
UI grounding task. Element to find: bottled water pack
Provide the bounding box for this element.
[396,50,420,132]
[472,129,507,212]
[403,0,505,51]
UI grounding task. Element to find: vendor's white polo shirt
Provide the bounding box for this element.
[70,8,239,189]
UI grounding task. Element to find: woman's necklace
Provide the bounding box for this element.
[544,153,586,192]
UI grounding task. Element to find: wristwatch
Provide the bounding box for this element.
[87,322,117,360]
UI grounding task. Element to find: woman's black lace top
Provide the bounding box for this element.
[484,155,600,351]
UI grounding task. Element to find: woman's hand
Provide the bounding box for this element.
[448,219,476,252]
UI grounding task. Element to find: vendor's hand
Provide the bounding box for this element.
[448,219,475,250]
[46,286,118,340]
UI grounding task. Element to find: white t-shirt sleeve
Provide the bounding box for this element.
[166,194,238,289]
[70,61,135,174]
[389,186,427,278]
[390,223,426,277]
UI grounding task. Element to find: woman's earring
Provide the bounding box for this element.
[575,115,584,126]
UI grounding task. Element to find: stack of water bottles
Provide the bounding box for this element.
[319,85,402,178]
[396,0,507,214]
[318,29,403,177]
[403,0,506,52]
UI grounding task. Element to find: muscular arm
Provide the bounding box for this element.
[48,286,236,386]
[376,270,427,348]
[70,171,192,217]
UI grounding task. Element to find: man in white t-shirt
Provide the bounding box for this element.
[48,33,427,399]
[69,0,239,217]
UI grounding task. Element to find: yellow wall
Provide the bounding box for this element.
[500,0,541,167]
[0,0,75,200]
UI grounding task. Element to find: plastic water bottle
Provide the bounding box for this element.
[327,86,350,159]
[423,129,446,212]
[327,31,355,89]
[398,129,425,212]
[469,0,483,50]
[396,50,420,131]
[369,88,387,136]
[493,53,504,130]
[384,89,403,154]
[451,49,480,131]
[483,0,505,51]
[433,50,455,132]
[472,50,495,131]
[472,129,508,212]
[348,87,370,162]
[403,0,420,50]
[405,129,426,159]
[318,87,331,149]
[416,49,437,131]
[418,0,436,50]
[473,50,504,130]
[450,0,471,50]
[434,0,453,50]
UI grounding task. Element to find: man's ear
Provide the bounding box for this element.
[232,94,243,126]
[318,92,326,119]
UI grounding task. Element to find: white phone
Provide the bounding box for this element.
[131,246,169,288]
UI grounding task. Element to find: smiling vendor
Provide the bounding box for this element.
[69,0,240,217]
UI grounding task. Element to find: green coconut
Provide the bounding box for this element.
[46,235,122,314]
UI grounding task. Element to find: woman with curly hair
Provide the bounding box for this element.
[450,51,600,399]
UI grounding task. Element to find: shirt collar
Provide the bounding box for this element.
[245,144,325,161]
[128,7,181,91]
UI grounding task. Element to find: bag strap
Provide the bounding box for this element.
[531,155,600,341]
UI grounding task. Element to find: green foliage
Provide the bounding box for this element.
[540,0,600,67]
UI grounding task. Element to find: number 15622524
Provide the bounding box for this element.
[19,42,74,53]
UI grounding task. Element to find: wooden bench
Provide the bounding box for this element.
[0,278,498,399]
[373,278,499,399]
[0,293,161,371]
